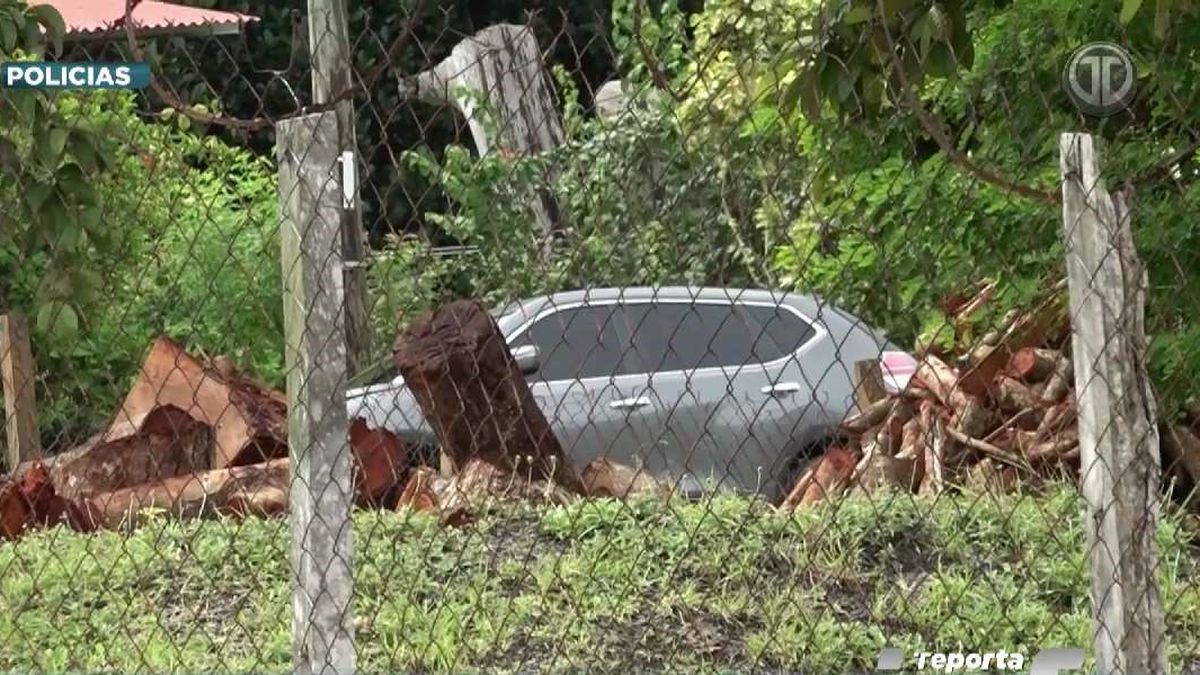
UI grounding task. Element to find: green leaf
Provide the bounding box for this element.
[24,181,52,213]
[0,16,17,52]
[21,14,43,54]
[48,126,69,159]
[1120,0,1144,23]
[844,5,874,24]
[926,42,958,78]
[11,90,36,124]
[0,136,16,174]
[36,302,78,340]
[66,131,98,172]
[1153,0,1171,38]
[26,4,65,57]
[56,162,97,204]
[79,204,101,232]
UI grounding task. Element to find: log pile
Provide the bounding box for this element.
[780,281,1200,508]
[0,337,413,540]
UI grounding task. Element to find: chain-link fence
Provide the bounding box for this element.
[1,0,1199,672]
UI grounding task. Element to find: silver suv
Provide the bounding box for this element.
[347,287,913,500]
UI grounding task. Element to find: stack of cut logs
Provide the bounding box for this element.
[0,337,411,539]
[780,280,1200,509]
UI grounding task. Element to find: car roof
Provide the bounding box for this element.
[493,286,895,349]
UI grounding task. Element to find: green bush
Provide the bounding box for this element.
[1,91,281,448]
[366,73,758,353]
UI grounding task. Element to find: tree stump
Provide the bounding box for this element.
[393,300,581,494]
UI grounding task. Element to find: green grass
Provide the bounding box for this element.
[0,485,1197,672]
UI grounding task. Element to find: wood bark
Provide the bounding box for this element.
[1005,347,1060,383]
[853,359,888,411]
[580,459,665,499]
[113,337,287,468]
[393,299,582,494]
[779,445,859,508]
[81,458,291,529]
[15,404,210,500]
[349,418,409,507]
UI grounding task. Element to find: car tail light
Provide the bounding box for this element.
[880,351,918,394]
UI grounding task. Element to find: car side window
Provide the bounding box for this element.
[509,305,639,381]
[748,305,817,362]
[626,303,816,371]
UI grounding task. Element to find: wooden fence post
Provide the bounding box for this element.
[1059,132,1167,673]
[0,312,40,471]
[278,110,356,675]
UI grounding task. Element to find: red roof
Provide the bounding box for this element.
[40,0,257,38]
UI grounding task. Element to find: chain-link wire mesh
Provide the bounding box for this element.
[1,0,1199,672]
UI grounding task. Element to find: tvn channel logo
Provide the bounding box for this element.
[1,62,150,90]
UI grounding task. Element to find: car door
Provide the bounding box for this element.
[619,300,826,497]
[505,302,642,473]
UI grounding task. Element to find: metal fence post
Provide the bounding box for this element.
[1058,132,1168,673]
[278,110,356,675]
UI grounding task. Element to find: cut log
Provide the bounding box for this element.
[1160,425,1200,486]
[393,300,582,493]
[112,337,287,468]
[396,457,573,525]
[994,376,1041,413]
[913,354,972,408]
[580,459,664,499]
[1026,433,1081,466]
[779,445,859,509]
[957,283,1068,394]
[943,424,1029,471]
[1037,400,1077,438]
[81,458,291,529]
[896,417,925,491]
[841,397,894,434]
[14,405,211,500]
[349,418,409,506]
[0,479,27,538]
[853,359,888,411]
[1005,348,1060,383]
[0,462,93,539]
[395,467,450,514]
[850,439,918,495]
[919,415,947,495]
[1039,355,1074,405]
[954,395,997,438]
[875,399,915,454]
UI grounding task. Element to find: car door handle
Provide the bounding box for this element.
[609,396,651,410]
[761,381,803,396]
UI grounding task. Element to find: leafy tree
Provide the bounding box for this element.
[0,0,112,337]
[679,0,1200,410]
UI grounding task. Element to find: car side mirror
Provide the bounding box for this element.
[511,344,541,375]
